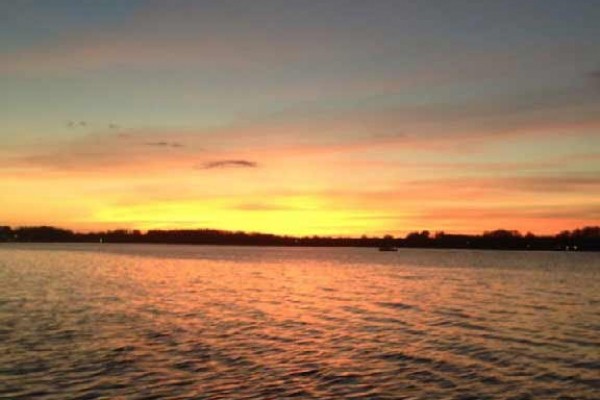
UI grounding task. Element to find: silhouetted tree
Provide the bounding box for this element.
[1,224,598,251]
[0,226,12,242]
[404,230,431,247]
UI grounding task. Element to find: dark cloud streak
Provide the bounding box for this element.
[145,141,184,148]
[199,160,258,169]
[590,69,600,88]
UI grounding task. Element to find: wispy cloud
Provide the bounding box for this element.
[198,160,258,169]
[590,69,600,87]
[417,204,600,227]
[234,202,303,211]
[0,130,204,175]
[403,174,600,196]
[66,120,87,128]
[145,141,184,148]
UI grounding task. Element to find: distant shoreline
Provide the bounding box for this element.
[2,241,599,253]
[1,226,599,252]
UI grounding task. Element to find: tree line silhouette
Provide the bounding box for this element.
[1,225,598,251]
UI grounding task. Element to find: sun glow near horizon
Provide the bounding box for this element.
[1,1,599,235]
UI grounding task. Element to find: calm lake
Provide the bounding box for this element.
[1,244,598,399]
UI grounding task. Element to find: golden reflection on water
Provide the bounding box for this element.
[0,244,598,399]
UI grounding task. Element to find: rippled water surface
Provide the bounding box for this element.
[1,244,599,399]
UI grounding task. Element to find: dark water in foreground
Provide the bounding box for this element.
[0,244,598,400]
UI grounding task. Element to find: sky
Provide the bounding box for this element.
[1,0,599,236]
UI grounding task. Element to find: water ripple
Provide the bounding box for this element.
[0,244,598,399]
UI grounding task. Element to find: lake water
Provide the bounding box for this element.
[0,244,598,399]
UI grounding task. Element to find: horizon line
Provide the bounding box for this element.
[3,224,598,239]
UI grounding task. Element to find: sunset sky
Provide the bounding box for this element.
[1,0,599,236]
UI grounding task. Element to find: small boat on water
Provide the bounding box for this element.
[378,246,398,252]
